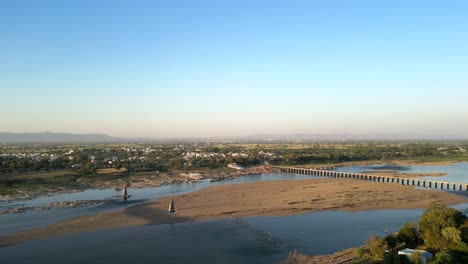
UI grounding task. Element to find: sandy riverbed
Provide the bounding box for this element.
[0,178,466,246]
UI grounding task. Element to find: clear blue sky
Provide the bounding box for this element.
[1,0,467,138]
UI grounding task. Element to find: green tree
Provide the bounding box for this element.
[442,227,463,246]
[382,253,411,264]
[384,234,398,251]
[419,205,465,250]
[431,250,457,264]
[397,222,420,247]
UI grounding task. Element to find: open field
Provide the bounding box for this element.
[1,178,465,247]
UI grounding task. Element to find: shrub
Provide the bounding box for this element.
[366,235,386,259]
[355,247,370,258]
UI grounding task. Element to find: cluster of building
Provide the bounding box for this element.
[1,144,278,171]
[0,152,62,162]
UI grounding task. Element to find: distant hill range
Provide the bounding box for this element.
[0,132,120,143]
[0,132,466,144]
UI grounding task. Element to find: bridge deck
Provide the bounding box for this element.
[274,166,468,191]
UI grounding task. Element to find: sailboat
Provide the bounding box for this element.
[168,198,176,213]
[122,186,129,201]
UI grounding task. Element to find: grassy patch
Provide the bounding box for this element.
[96,168,128,174]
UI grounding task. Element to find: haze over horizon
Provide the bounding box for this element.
[2,1,468,138]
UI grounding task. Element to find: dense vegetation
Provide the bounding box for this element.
[1,142,467,174]
[359,205,468,264]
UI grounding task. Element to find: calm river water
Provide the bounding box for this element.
[1,163,467,264]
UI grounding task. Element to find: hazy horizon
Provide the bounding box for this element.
[2,1,468,138]
[2,131,468,141]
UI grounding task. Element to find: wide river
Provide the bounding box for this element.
[1,162,468,263]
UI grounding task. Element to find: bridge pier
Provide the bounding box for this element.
[277,166,466,191]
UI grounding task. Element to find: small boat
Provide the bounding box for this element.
[168,198,175,213]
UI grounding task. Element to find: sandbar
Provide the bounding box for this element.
[1,178,466,246]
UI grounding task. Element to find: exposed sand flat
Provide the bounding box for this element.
[1,178,466,246]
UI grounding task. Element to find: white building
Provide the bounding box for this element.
[398,249,433,264]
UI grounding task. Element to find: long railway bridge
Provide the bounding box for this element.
[274,166,468,191]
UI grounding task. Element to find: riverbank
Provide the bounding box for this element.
[0,166,273,202]
[1,178,466,247]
